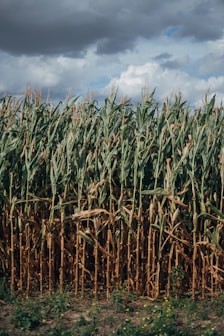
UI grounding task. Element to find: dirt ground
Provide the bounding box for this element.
[0,291,224,335]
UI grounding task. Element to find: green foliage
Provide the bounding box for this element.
[181,298,197,318]
[171,266,185,298]
[74,316,99,336]
[78,325,99,336]
[42,325,75,336]
[9,290,71,332]
[0,291,224,335]
[211,293,224,317]
[46,291,71,316]
[11,298,44,330]
[202,328,220,336]
[110,288,127,312]
[0,278,15,303]
[0,330,9,336]
[149,300,181,336]
[110,287,136,312]
[110,319,149,336]
[75,315,88,327]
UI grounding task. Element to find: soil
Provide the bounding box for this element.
[0,292,224,335]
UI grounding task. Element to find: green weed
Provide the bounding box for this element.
[202,328,220,336]
[0,277,15,303]
[171,266,185,298]
[77,318,99,336]
[41,325,75,336]
[0,330,9,336]
[110,287,135,312]
[46,291,71,316]
[110,319,149,336]
[11,298,44,330]
[150,304,179,335]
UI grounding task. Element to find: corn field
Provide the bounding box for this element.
[0,90,224,300]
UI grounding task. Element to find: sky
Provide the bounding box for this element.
[0,0,224,107]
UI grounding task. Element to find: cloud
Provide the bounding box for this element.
[0,0,224,107]
[1,0,224,57]
[161,56,190,70]
[175,0,224,41]
[0,51,96,98]
[102,62,224,106]
[153,53,172,61]
[198,53,224,77]
[197,39,224,76]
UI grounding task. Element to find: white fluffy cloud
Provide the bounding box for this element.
[0,51,97,97]
[1,48,224,107]
[103,62,224,106]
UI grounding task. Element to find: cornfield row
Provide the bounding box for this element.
[0,90,224,300]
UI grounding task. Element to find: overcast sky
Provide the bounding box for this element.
[1,0,224,106]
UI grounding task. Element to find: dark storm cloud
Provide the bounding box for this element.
[161,56,190,69]
[0,0,108,56]
[175,0,224,41]
[0,0,223,57]
[153,53,172,60]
